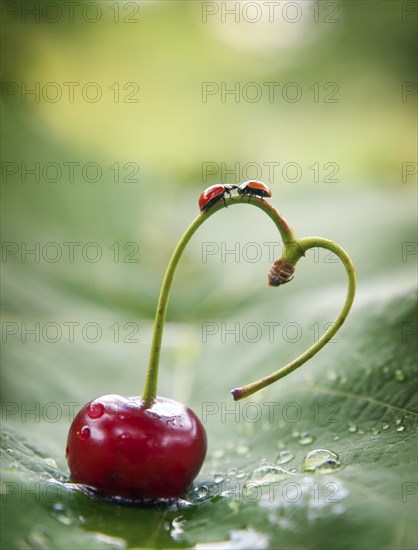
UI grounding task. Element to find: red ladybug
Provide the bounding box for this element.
[237,180,272,199]
[199,184,237,213]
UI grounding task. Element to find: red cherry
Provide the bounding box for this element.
[66,394,207,500]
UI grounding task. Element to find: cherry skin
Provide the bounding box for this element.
[66,394,207,500]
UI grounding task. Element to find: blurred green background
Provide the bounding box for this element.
[1,1,417,549]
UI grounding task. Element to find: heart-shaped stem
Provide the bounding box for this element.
[143,196,355,403]
[231,237,356,400]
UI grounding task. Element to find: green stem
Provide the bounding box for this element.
[231,237,356,400]
[142,196,297,403]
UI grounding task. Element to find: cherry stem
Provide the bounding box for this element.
[143,196,356,404]
[143,196,297,403]
[231,237,356,400]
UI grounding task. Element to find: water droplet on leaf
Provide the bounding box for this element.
[25,527,52,549]
[275,450,294,465]
[394,369,406,382]
[51,503,73,525]
[301,449,343,474]
[249,465,291,485]
[214,473,224,483]
[43,458,58,469]
[236,445,249,455]
[197,485,209,498]
[298,433,314,445]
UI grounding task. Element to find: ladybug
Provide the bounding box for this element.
[199,184,238,213]
[237,180,272,199]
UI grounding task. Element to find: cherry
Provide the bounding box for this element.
[66,395,207,500]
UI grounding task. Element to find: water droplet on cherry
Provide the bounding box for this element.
[79,426,90,441]
[87,402,104,419]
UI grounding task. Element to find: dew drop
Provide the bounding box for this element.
[382,423,390,430]
[171,516,185,539]
[43,457,58,469]
[275,450,294,465]
[348,423,357,433]
[301,449,343,474]
[51,503,73,525]
[396,425,405,432]
[236,470,246,479]
[25,527,52,549]
[394,369,406,382]
[214,473,225,483]
[236,445,249,455]
[197,485,209,498]
[227,468,238,477]
[371,427,380,435]
[298,433,314,445]
[79,426,90,441]
[332,435,340,441]
[226,499,240,511]
[87,402,104,419]
[117,432,131,442]
[249,465,290,485]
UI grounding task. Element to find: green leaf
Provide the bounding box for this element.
[2,274,416,549]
